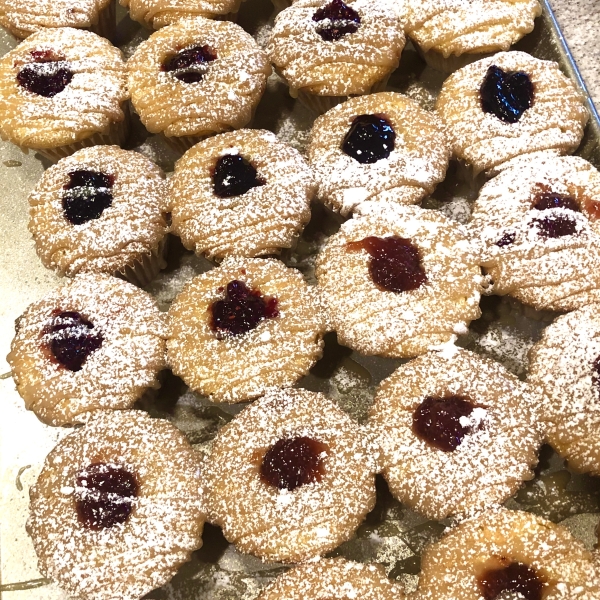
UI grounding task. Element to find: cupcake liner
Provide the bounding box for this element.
[117,235,169,288]
[163,133,213,154]
[411,38,493,74]
[90,0,117,42]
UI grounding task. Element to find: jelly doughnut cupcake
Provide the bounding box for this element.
[369,349,542,520]
[167,257,325,402]
[7,274,167,426]
[415,508,600,600]
[28,145,169,287]
[120,0,243,29]
[315,202,483,358]
[267,0,405,113]
[307,92,451,216]
[206,388,378,563]
[528,303,600,475]
[127,17,271,152]
[257,558,407,599]
[0,0,115,39]
[435,51,588,175]
[0,28,129,161]
[170,129,314,259]
[469,152,600,312]
[403,0,542,72]
[27,410,206,600]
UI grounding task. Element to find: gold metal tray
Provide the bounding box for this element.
[1,0,599,597]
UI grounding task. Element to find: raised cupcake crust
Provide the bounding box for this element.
[170,129,314,259]
[7,273,167,426]
[27,410,206,600]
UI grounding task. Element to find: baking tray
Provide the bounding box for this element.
[1,0,600,598]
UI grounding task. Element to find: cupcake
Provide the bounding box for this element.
[27,410,206,600]
[469,152,600,312]
[167,257,326,402]
[127,17,271,152]
[206,388,378,563]
[403,0,542,72]
[0,27,129,161]
[7,273,167,426]
[170,129,315,259]
[307,92,451,216]
[267,0,405,113]
[120,0,244,29]
[27,145,169,287]
[0,0,115,39]
[435,51,589,175]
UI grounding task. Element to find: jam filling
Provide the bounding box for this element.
[42,310,103,372]
[260,436,328,491]
[212,154,265,198]
[75,463,138,530]
[162,45,217,83]
[532,192,580,213]
[16,50,73,98]
[530,190,581,239]
[480,65,534,124]
[62,170,114,226]
[592,355,600,400]
[341,114,395,164]
[478,561,544,600]
[210,280,279,337]
[312,0,361,42]
[412,395,481,452]
[347,236,427,293]
[495,232,516,247]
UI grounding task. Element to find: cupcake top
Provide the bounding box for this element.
[7,273,167,426]
[170,129,315,259]
[127,17,271,140]
[28,145,169,280]
[267,0,405,97]
[0,27,128,152]
[0,0,113,39]
[120,0,244,29]
[435,51,589,174]
[404,0,542,59]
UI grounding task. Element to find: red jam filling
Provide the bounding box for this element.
[16,50,73,97]
[162,45,217,83]
[480,65,533,124]
[412,395,481,452]
[62,170,114,226]
[75,463,138,530]
[210,280,279,337]
[341,114,395,164]
[347,236,427,293]
[260,436,328,490]
[312,0,361,42]
[212,154,265,198]
[478,561,544,600]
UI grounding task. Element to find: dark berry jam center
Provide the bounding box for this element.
[260,436,328,491]
[591,355,600,401]
[496,232,516,248]
[480,65,534,124]
[412,395,482,452]
[162,45,217,83]
[212,154,265,198]
[16,50,73,98]
[342,114,395,164]
[75,463,138,530]
[347,236,427,293]
[210,280,279,337]
[478,561,544,600]
[532,192,580,213]
[62,170,114,226]
[42,310,103,372]
[312,0,361,42]
[530,189,581,239]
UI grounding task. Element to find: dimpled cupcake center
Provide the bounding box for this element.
[478,561,544,600]
[412,395,480,452]
[347,236,427,293]
[531,191,580,239]
[212,154,265,198]
[162,45,217,84]
[260,436,328,490]
[210,280,279,337]
[342,114,395,164]
[62,170,114,226]
[42,310,103,372]
[16,49,73,98]
[312,0,361,42]
[480,65,534,124]
[75,463,138,530]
